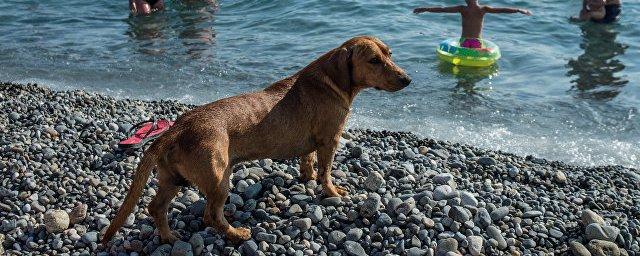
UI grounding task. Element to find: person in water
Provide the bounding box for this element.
[129,0,164,15]
[575,0,622,23]
[413,0,532,49]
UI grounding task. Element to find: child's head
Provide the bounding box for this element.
[465,0,479,5]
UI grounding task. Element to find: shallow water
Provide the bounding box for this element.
[1,0,639,168]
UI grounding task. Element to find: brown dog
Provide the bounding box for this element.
[101,36,411,244]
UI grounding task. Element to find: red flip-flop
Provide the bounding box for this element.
[118,119,174,149]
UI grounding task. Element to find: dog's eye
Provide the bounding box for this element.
[369,57,382,64]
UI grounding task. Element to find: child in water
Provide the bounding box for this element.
[574,0,622,23]
[414,0,532,49]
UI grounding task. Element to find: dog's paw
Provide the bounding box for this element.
[324,184,348,197]
[335,185,348,196]
[227,227,251,243]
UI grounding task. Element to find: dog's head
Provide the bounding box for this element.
[326,36,411,93]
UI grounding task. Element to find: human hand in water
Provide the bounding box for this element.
[518,9,533,16]
[413,8,428,14]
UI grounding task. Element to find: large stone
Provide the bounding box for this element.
[307,205,323,223]
[585,223,619,242]
[81,231,98,244]
[581,210,605,226]
[523,210,543,219]
[343,241,366,256]
[433,173,456,188]
[364,171,385,191]
[477,157,497,166]
[587,240,620,256]
[433,185,457,201]
[486,225,507,250]
[554,170,567,184]
[448,206,471,223]
[44,210,70,233]
[569,241,592,256]
[151,244,173,256]
[69,204,88,225]
[171,240,194,256]
[377,213,393,226]
[179,190,201,204]
[350,146,364,158]
[408,247,427,256]
[435,238,458,256]
[347,228,363,241]
[242,240,259,256]
[490,207,509,222]
[293,218,312,231]
[255,232,277,243]
[395,197,416,215]
[244,183,263,200]
[460,191,478,207]
[321,197,343,207]
[386,197,403,213]
[229,193,244,206]
[189,233,204,255]
[467,236,483,256]
[329,230,346,244]
[360,194,381,218]
[474,208,491,228]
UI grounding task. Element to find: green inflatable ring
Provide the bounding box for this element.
[436,38,501,67]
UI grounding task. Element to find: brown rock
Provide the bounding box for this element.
[570,241,592,256]
[581,209,605,226]
[588,240,620,256]
[69,204,87,225]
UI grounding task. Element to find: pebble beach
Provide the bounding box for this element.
[1,82,639,255]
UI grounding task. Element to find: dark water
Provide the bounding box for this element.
[1,0,638,168]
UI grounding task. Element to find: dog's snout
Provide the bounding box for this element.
[399,74,412,86]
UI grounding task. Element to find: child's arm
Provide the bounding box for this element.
[414,6,463,14]
[483,6,533,15]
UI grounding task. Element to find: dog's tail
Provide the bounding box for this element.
[101,142,161,245]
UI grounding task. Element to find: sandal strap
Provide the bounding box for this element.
[127,118,156,136]
[141,120,159,139]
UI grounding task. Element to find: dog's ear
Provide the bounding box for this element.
[324,46,354,91]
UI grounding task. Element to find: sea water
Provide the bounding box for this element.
[1,0,638,168]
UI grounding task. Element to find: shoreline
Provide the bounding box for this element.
[1,82,638,255]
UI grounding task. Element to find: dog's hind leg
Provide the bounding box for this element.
[189,145,251,243]
[201,166,251,243]
[148,165,181,244]
[317,145,348,197]
[299,152,317,182]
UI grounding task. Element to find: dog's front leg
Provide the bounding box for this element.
[299,152,317,182]
[317,145,348,197]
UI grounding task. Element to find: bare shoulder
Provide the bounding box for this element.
[480,5,492,12]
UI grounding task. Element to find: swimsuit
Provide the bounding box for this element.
[592,4,621,23]
[460,38,482,49]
